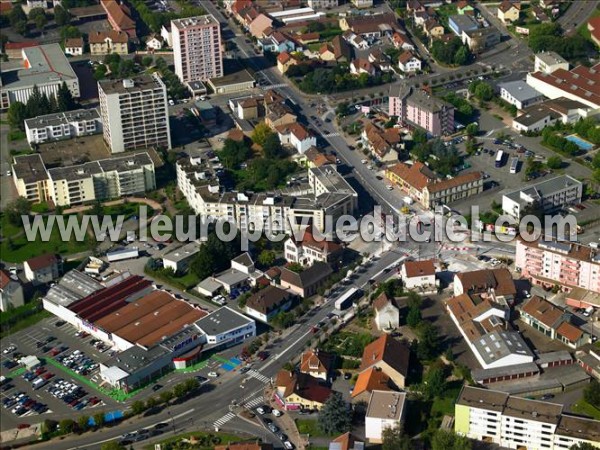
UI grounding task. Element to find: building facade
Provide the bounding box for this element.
[89,30,128,55]
[172,15,223,84]
[389,87,454,136]
[25,109,102,145]
[98,74,171,153]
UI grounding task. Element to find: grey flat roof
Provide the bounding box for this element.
[449,14,479,33]
[196,278,222,294]
[99,74,164,95]
[171,14,219,30]
[215,269,249,287]
[536,350,573,365]
[1,44,77,90]
[535,51,568,67]
[456,385,509,412]
[25,108,100,129]
[472,362,539,381]
[557,415,600,443]
[194,306,254,337]
[310,166,357,195]
[473,330,534,366]
[12,154,48,184]
[45,270,103,307]
[503,396,563,424]
[49,161,103,181]
[366,391,406,420]
[163,242,200,263]
[504,175,582,204]
[48,152,153,182]
[498,80,543,103]
[209,69,255,87]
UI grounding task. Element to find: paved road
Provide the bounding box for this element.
[557,0,599,33]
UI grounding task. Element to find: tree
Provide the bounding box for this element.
[251,122,272,146]
[59,418,75,434]
[406,305,422,328]
[142,55,154,67]
[219,138,252,169]
[271,311,295,329]
[583,380,600,407]
[173,382,188,398]
[465,123,479,137]
[570,444,598,450]
[262,133,284,159]
[7,102,28,130]
[60,25,82,40]
[100,442,126,450]
[258,250,276,267]
[93,412,105,427]
[412,128,427,145]
[146,396,159,409]
[416,322,440,361]
[76,415,89,432]
[54,4,71,26]
[28,7,47,33]
[431,430,472,450]
[131,400,146,415]
[382,423,412,450]
[57,81,75,111]
[9,5,27,27]
[474,82,493,102]
[318,392,351,435]
[423,363,447,399]
[335,102,351,117]
[184,377,199,392]
[546,156,562,170]
[454,46,470,65]
[5,197,31,226]
[159,390,174,404]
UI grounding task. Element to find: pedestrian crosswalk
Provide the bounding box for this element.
[247,369,271,384]
[243,395,265,409]
[213,412,236,428]
[322,132,341,138]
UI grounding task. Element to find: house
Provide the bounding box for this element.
[276,51,300,74]
[300,349,333,381]
[319,44,336,61]
[145,34,163,51]
[329,433,365,450]
[162,242,199,274]
[454,268,516,305]
[351,367,392,403]
[89,30,128,55]
[265,103,297,130]
[448,14,479,37]
[284,228,343,267]
[361,123,402,162]
[248,13,273,38]
[302,147,337,169]
[274,370,332,411]
[101,0,136,39]
[359,334,410,389]
[368,49,392,72]
[259,31,296,53]
[462,27,501,53]
[397,51,421,73]
[24,254,61,284]
[351,0,373,9]
[588,16,600,48]
[497,0,520,24]
[423,19,444,38]
[276,123,317,154]
[64,37,84,56]
[498,80,545,110]
[244,285,293,322]
[373,292,400,332]
[330,35,352,62]
[340,13,397,39]
[401,259,436,291]
[231,252,255,274]
[0,270,25,311]
[350,59,376,76]
[343,31,369,50]
[457,0,475,15]
[365,391,407,443]
[279,262,333,298]
[392,32,415,51]
[531,5,550,22]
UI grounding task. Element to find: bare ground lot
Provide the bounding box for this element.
[38,134,110,167]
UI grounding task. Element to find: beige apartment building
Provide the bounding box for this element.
[172,15,223,84]
[89,30,129,56]
[98,74,171,154]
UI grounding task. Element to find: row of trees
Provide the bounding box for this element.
[411,137,462,177]
[467,80,494,102]
[541,129,582,156]
[154,57,187,99]
[190,227,241,280]
[7,83,76,131]
[131,378,199,415]
[8,6,46,36]
[293,65,393,94]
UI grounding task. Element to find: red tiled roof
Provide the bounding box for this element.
[65,37,84,48]
[425,171,482,193]
[404,259,435,278]
[529,63,600,107]
[89,30,128,44]
[373,292,393,312]
[360,334,410,377]
[26,254,58,271]
[5,41,39,50]
[0,270,11,290]
[300,349,332,375]
[521,296,564,329]
[352,367,391,398]
[387,161,435,190]
[275,370,332,404]
[555,321,584,342]
[101,0,135,31]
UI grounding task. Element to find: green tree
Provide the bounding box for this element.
[59,418,75,434]
[318,392,351,435]
[60,25,82,40]
[271,311,295,329]
[159,390,174,404]
[93,412,105,427]
[546,156,562,170]
[465,123,479,137]
[28,7,48,33]
[53,4,71,26]
[257,249,276,267]
[251,121,272,146]
[431,430,472,450]
[7,101,28,130]
[423,363,447,399]
[26,85,45,118]
[262,133,284,159]
[131,400,146,415]
[76,415,89,432]
[5,197,31,226]
[335,102,351,117]
[173,382,188,398]
[146,396,159,409]
[406,305,422,328]
[583,380,600,407]
[416,322,440,361]
[219,138,252,169]
[57,81,75,111]
[142,55,154,67]
[100,442,126,450]
[570,444,598,450]
[454,46,470,65]
[382,423,412,450]
[184,377,199,392]
[474,82,493,101]
[9,5,27,27]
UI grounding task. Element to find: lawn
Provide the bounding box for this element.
[571,399,600,420]
[431,381,462,416]
[102,203,142,220]
[143,431,249,450]
[0,214,94,263]
[578,7,600,40]
[295,419,332,438]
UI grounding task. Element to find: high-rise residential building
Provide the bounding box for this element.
[172,15,223,84]
[389,86,455,136]
[98,74,171,153]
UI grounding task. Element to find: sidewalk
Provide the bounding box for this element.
[265,386,306,450]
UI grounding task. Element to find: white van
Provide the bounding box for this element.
[583,306,594,317]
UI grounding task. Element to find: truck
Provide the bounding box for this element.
[334,288,361,310]
[106,248,139,263]
[32,377,48,390]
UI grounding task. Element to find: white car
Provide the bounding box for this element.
[361,159,367,164]
[387,185,393,190]
[283,441,294,450]
[207,371,219,378]
[272,409,282,417]
[256,406,266,415]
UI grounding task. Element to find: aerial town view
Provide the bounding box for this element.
[0,0,600,449]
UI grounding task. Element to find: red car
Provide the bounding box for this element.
[257,351,269,361]
[42,372,54,380]
[34,367,46,376]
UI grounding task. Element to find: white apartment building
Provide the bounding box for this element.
[172,15,223,84]
[455,386,600,449]
[365,391,406,443]
[98,74,171,154]
[307,0,339,9]
[25,109,102,145]
[502,175,583,219]
[12,152,156,207]
[534,52,569,74]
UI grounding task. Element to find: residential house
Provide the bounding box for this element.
[413,8,435,27]
[351,0,373,9]
[350,59,377,76]
[588,17,600,48]
[329,433,365,450]
[274,370,332,411]
[145,35,163,51]
[343,31,369,50]
[101,0,136,39]
[0,270,25,311]
[397,51,421,73]
[244,285,293,322]
[64,37,84,56]
[373,292,400,332]
[368,49,392,72]
[351,367,392,403]
[401,259,436,291]
[276,51,300,74]
[359,334,410,389]
[365,391,407,443]
[531,5,550,22]
[300,349,333,381]
[277,123,317,154]
[423,19,444,39]
[361,123,402,162]
[302,147,337,169]
[497,0,520,24]
[24,254,61,284]
[259,31,296,53]
[454,268,517,305]
[462,27,501,53]
[89,30,128,56]
[279,262,333,298]
[284,228,343,267]
[385,161,435,206]
[249,13,273,39]
[392,32,415,51]
[330,35,352,62]
[340,13,397,39]
[265,102,297,130]
[457,0,475,15]
[498,80,545,110]
[319,44,336,61]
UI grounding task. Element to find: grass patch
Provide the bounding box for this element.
[578,8,600,40]
[0,299,51,338]
[431,381,462,416]
[8,129,26,141]
[102,203,142,220]
[9,367,26,377]
[571,399,600,420]
[144,266,200,290]
[143,431,249,450]
[295,419,332,438]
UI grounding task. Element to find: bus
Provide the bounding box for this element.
[509,157,519,174]
[495,150,505,167]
